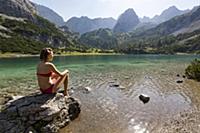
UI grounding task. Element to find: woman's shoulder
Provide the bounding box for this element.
[45,62,56,68]
[45,62,54,65]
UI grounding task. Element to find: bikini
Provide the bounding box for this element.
[37,71,54,94]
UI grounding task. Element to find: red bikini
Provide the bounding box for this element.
[37,71,52,77]
[37,71,54,94]
[40,84,54,94]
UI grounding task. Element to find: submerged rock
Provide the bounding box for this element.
[0,93,81,133]
[139,94,150,104]
[176,80,183,83]
[109,82,120,87]
[83,87,92,93]
[118,85,126,90]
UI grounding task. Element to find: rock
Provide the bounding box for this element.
[176,80,183,83]
[109,81,120,87]
[118,85,126,90]
[139,94,150,104]
[83,87,92,94]
[110,84,119,87]
[0,93,81,133]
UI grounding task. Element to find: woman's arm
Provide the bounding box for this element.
[48,63,68,77]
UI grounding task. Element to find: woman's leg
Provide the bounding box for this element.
[52,73,69,95]
[63,74,69,96]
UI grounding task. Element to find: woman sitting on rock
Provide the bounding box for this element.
[37,48,69,96]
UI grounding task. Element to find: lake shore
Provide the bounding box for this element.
[1,52,198,58]
[0,52,121,58]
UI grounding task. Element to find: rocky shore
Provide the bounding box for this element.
[0,93,81,133]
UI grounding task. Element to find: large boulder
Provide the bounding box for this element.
[0,93,81,133]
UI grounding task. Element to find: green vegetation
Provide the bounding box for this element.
[0,14,86,54]
[79,27,200,54]
[0,36,48,54]
[185,59,200,81]
[79,28,118,49]
[116,30,200,54]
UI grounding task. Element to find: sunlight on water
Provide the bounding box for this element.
[128,118,149,133]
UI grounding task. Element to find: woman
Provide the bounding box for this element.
[36,48,69,96]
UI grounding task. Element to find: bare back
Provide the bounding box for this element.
[37,62,52,90]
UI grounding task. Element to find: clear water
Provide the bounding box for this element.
[0,54,200,132]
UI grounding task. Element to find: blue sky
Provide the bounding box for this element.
[30,0,199,21]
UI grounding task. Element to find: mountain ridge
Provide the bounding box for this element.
[65,16,116,34]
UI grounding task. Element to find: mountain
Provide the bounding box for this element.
[0,0,84,54]
[113,8,140,33]
[140,16,151,23]
[116,6,200,54]
[34,4,65,26]
[80,6,200,54]
[65,16,116,34]
[138,6,200,37]
[151,6,190,24]
[133,22,157,33]
[0,0,37,22]
[79,28,117,49]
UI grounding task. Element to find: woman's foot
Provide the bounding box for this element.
[63,91,69,96]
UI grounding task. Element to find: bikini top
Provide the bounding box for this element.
[37,71,52,77]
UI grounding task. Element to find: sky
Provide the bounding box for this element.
[30,0,200,21]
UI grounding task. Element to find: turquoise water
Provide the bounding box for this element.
[1,54,200,132]
[0,54,199,90]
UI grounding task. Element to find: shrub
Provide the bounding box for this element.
[185,59,200,81]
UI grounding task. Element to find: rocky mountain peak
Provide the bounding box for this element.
[152,6,190,24]
[113,8,140,33]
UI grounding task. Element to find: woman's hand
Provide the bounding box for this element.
[61,69,69,77]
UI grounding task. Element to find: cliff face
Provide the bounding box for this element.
[35,4,65,26]
[0,0,37,21]
[113,8,140,33]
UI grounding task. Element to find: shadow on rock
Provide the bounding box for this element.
[0,93,81,133]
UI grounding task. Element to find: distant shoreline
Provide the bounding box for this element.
[0,52,199,58]
[0,52,120,58]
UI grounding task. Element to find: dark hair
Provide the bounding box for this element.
[40,48,52,61]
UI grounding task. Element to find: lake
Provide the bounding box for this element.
[0,54,200,132]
